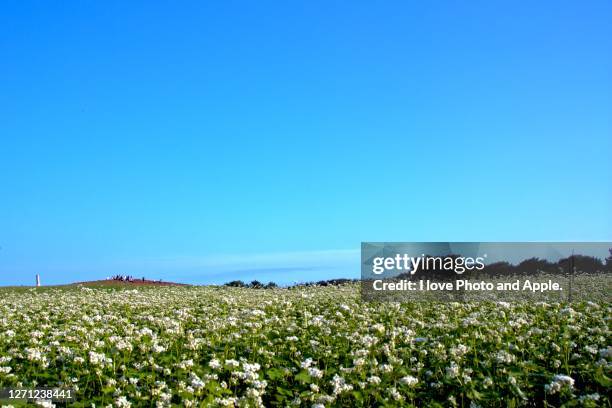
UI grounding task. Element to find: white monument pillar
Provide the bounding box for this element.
[36,274,40,287]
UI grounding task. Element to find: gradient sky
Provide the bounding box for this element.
[1,1,611,285]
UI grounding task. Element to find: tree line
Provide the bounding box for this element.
[224,250,612,288]
[397,249,612,281]
[224,278,359,289]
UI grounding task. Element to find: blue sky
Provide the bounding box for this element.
[1,1,611,285]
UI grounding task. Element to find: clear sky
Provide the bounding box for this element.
[1,1,611,286]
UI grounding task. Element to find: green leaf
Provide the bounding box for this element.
[594,367,612,387]
[294,370,311,383]
[467,388,483,401]
[266,367,285,380]
[275,387,293,396]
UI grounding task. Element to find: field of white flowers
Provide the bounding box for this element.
[0,284,610,407]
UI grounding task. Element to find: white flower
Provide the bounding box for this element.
[139,327,154,337]
[352,357,365,367]
[389,387,403,401]
[151,343,166,353]
[308,367,323,378]
[545,374,575,394]
[446,362,460,378]
[225,359,239,368]
[372,323,385,334]
[89,351,107,366]
[114,396,131,408]
[495,350,515,364]
[243,362,260,372]
[208,359,222,370]
[367,375,381,385]
[177,359,194,369]
[578,393,600,402]
[214,397,238,407]
[330,374,353,395]
[189,373,205,390]
[450,344,469,358]
[26,348,43,361]
[399,375,418,387]
[300,358,313,368]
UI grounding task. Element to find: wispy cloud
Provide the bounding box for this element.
[1,249,360,285]
[108,249,360,284]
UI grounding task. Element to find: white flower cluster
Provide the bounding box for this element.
[88,351,112,367]
[545,374,575,395]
